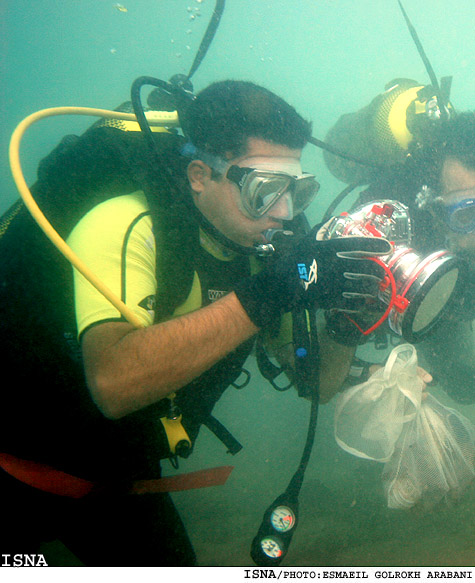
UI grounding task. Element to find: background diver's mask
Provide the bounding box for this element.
[181,143,319,221]
[417,185,475,235]
[322,200,465,342]
[441,196,475,234]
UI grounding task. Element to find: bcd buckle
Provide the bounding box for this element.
[159,394,192,460]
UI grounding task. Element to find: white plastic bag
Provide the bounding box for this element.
[383,392,475,509]
[335,344,423,462]
[335,344,475,508]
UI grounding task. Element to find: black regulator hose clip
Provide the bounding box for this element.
[147,74,195,113]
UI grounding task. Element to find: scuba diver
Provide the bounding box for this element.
[322,79,475,404]
[0,79,393,565]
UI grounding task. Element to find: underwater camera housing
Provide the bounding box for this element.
[322,200,464,342]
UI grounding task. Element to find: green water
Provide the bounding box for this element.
[3,0,474,567]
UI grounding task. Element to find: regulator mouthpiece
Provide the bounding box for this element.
[254,229,295,257]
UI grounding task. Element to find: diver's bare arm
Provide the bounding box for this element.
[315,328,355,402]
[82,291,258,419]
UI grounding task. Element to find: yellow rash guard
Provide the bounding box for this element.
[67,190,293,350]
[67,191,243,336]
[67,191,158,336]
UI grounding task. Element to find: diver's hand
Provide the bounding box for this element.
[294,234,393,312]
[233,228,392,328]
[369,364,433,398]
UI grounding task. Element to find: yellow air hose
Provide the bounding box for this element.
[8,106,179,329]
[9,106,192,455]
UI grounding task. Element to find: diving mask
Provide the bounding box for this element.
[181,143,319,220]
[416,184,475,234]
[438,193,475,235]
[226,165,319,219]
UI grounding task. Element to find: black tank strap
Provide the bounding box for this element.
[203,416,243,455]
[255,335,293,391]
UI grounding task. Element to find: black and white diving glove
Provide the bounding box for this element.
[234,225,392,329]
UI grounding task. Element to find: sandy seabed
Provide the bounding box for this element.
[40,362,475,568]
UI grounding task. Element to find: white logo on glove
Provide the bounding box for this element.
[303,259,318,290]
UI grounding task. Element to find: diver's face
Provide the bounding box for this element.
[438,157,475,257]
[189,138,303,247]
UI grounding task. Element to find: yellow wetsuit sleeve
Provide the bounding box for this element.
[67,191,157,337]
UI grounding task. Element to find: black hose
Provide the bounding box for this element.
[187,0,226,80]
[321,183,360,224]
[286,310,320,498]
[397,0,449,121]
[130,76,181,197]
[308,136,383,170]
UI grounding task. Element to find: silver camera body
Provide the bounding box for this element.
[323,200,462,342]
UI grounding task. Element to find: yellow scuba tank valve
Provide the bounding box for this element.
[377,82,453,153]
[385,84,424,151]
[323,80,420,184]
[9,105,192,456]
[323,79,452,186]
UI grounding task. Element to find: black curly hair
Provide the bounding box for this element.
[184,80,312,160]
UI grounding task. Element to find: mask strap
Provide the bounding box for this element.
[181,143,229,174]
